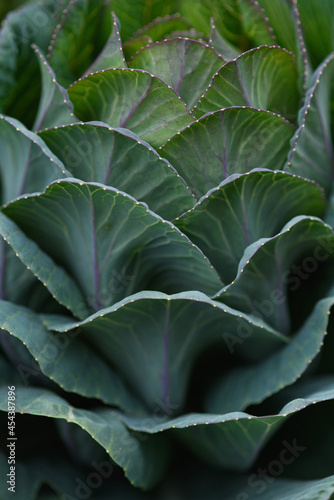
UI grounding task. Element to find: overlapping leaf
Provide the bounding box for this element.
[42,290,286,411]
[32,45,77,131]
[285,54,334,195]
[82,12,126,76]
[0,115,68,204]
[183,469,334,500]
[129,14,193,44]
[178,0,275,50]
[257,0,310,93]
[174,170,326,283]
[0,0,64,127]
[206,296,334,413]
[38,122,196,220]
[215,216,334,334]
[130,38,225,109]
[1,179,222,311]
[0,116,70,306]
[0,386,170,489]
[0,299,141,411]
[208,18,241,61]
[116,379,334,472]
[123,35,153,61]
[110,0,178,41]
[194,46,300,122]
[67,69,194,148]
[297,0,334,70]
[47,0,114,86]
[159,108,295,198]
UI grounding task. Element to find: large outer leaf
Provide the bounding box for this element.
[215,216,334,334]
[43,290,286,412]
[285,54,334,195]
[0,212,89,318]
[194,46,300,122]
[207,296,334,413]
[297,0,334,70]
[129,38,225,110]
[38,122,196,220]
[0,0,65,127]
[47,0,114,86]
[175,170,326,283]
[0,386,170,490]
[0,299,141,412]
[2,179,222,311]
[67,69,194,148]
[0,115,68,204]
[116,380,334,472]
[159,108,295,198]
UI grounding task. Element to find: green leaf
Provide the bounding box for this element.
[0,450,84,500]
[130,14,193,43]
[110,0,178,41]
[117,381,334,473]
[285,54,334,195]
[47,0,114,86]
[82,12,126,75]
[2,179,222,311]
[174,169,326,283]
[32,45,77,131]
[0,212,89,318]
[67,69,194,148]
[256,0,310,94]
[0,386,170,489]
[0,299,141,412]
[123,35,153,61]
[129,38,225,110]
[189,470,334,500]
[0,0,64,127]
[206,296,334,413]
[178,0,275,49]
[194,46,300,122]
[38,122,196,220]
[297,0,334,70]
[208,18,241,61]
[215,216,334,334]
[0,115,69,205]
[257,0,298,52]
[43,290,286,412]
[159,108,295,199]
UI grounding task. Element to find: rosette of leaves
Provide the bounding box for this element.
[0,0,334,499]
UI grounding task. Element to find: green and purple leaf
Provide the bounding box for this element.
[174,170,326,283]
[38,122,196,220]
[194,46,300,122]
[130,38,225,109]
[159,108,295,198]
[67,68,194,148]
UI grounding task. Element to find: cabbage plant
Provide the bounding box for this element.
[0,0,334,498]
